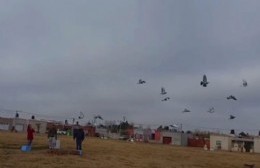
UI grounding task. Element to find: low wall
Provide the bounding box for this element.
[188,138,210,148]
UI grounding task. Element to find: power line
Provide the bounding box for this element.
[0,108,63,120]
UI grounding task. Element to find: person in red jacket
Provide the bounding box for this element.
[27,124,35,146]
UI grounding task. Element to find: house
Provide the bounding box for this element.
[159,131,188,146]
[95,127,108,137]
[210,134,233,151]
[134,127,145,142]
[210,133,254,153]
[0,116,47,134]
[149,130,161,143]
[0,117,12,131]
[83,125,96,137]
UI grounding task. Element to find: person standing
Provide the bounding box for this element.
[48,124,57,149]
[27,124,35,146]
[73,128,85,151]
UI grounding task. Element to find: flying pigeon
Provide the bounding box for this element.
[138,79,146,84]
[207,107,215,113]
[169,124,179,128]
[229,115,236,120]
[94,115,103,120]
[242,80,248,87]
[227,95,237,101]
[200,74,209,87]
[182,108,191,113]
[161,87,167,95]
[78,111,84,119]
[161,97,170,101]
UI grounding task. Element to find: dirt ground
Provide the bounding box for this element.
[0,131,259,168]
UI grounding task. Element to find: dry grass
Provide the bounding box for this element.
[0,131,260,168]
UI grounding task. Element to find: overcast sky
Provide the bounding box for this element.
[1,0,260,134]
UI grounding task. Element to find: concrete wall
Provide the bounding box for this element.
[188,138,210,148]
[96,128,108,137]
[0,117,12,131]
[180,133,188,146]
[108,132,120,139]
[172,133,181,145]
[210,134,231,151]
[134,128,144,135]
[13,118,28,132]
[0,117,47,133]
[160,131,187,146]
[28,119,47,134]
[254,137,260,153]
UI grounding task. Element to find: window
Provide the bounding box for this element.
[216,140,221,149]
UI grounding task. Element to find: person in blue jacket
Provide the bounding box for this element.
[73,127,85,151]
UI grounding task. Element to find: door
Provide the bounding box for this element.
[163,137,172,144]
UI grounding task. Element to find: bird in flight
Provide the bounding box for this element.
[94,115,103,120]
[227,95,237,101]
[78,111,84,119]
[137,79,146,84]
[242,80,248,87]
[161,97,170,101]
[207,107,215,113]
[161,87,167,95]
[200,74,209,87]
[169,124,179,128]
[182,108,191,113]
[229,115,236,120]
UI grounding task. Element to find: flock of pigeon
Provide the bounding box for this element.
[138,79,171,102]
[200,75,248,120]
[138,75,248,120]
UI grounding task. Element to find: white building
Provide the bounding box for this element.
[210,133,255,153]
[254,136,260,153]
[0,117,47,134]
[210,134,232,151]
[95,127,108,137]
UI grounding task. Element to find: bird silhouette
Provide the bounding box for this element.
[161,87,167,95]
[78,111,84,119]
[137,79,146,84]
[207,107,215,113]
[200,74,209,87]
[227,95,237,101]
[94,115,103,120]
[169,124,179,128]
[229,115,236,120]
[161,97,170,101]
[182,108,191,113]
[242,80,248,87]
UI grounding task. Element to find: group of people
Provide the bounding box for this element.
[26,123,86,151]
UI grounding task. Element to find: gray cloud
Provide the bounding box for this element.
[0,0,260,134]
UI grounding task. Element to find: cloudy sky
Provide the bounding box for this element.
[1,0,260,133]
